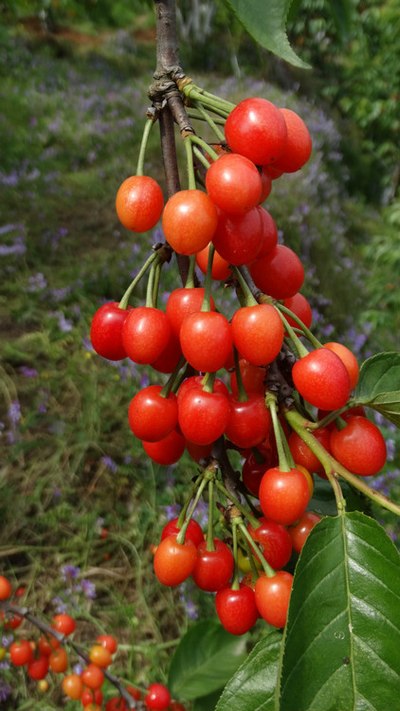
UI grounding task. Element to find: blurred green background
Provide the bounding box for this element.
[0,0,399,707]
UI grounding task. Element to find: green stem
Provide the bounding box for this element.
[186,108,226,126]
[277,303,322,349]
[206,478,215,551]
[310,403,355,430]
[266,392,291,472]
[160,356,186,398]
[233,347,248,403]
[188,134,219,161]
[185,254,196,288]
[238,521,274,577]
[177,468,215,544]
[201,371,215,393]
[184,136,197,190]
[214,479,259,529]
[136,117,156,176]
[181,82,235,113]
[145,261,158,308]
[118,252,160,310]
[192,145,211,170]
[194,101,226,142]
[177,471,204,528]
[231,519,240,589]
[240,530,262,580]
[201,243,215,311]
[233,266,258,306]
[152,262,162,308]
[275,307,309,359]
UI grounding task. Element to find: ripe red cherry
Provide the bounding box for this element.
[161,517,204,548]
[128,385,178,442]
[9,639,34,666]
[0,576,12,600]
[330,416,387,476]
[96,634,118,655]
[225,98,287,165]
[49,647,69,673]
[62,673,84,699]
[115,175,164,232]
[273,109,312,173]
[178,387,231,446]
[212,207,263,265]
[179,311,233,373]
[166,288,215,337]
[232,304,284,366]
[90,302,128,361]
[230,359,266,397]
[259,467,310,525]
[142,429,186,465]
[205,153,262,214]
[81,664,104,690]
[282,293,313,330]
[27,655,50,680]
[122,307,171,364]
[185,440,213,462]
[292,348,351,411]
[288,427,331,474]
[242,443,278,497]
[151,331,182,374]
[289,511,321,553]
[196,244,231,281]
[145,683,171,710]
[215,585,258,635]
[225,394,271,449]
[83,688,104,707]
[324,342,359,390]
[250,244,305,299]
[247,518,293,570]
[255,571,293,628]
[260,167,272,201]
[177,375,229,404]
[51,613,76,636]
[192,539,234,592]
[256,207,278,257]
[154,534,197,586]
[162,189,218,255]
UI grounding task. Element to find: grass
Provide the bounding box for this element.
[0,22,399,709]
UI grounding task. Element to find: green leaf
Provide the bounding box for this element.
[215,629,281,711]
[353,352,400,427]
[221,0,309,69]
[278,512,400,710]
[310,479,372,517]
[193,689,224,711]
[168,620,247,700]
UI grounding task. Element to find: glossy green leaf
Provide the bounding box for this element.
[193,689,224,711]
[278,512,400,711]
[221,0,309,68]
[168,620,247,700]
[215,629,281,711]
[354,352,400,427]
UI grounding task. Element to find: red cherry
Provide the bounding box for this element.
[273,109,312,173]
[166,288,215,337]
[0,576,12,600]
[128,385,178,442]
[161,517,204,547]
[162,190,218,255]
[288,427,331,474]
[225,98,287,165]
[255,571,293,628]
[259,167,272,201]
[154,534,197,586]
[247,517,293,569]
[116,175,164,232]
[122,307,171,364]
[145,683,171,710]
[9,639,34,666]
[178,387,231,446]
[215,585,258,635]
[205,153,262,214]
[231,304,284,366]
[330,416,387,476]
[259,467,310,525]
[96,635,118,655]
[196,244,231,281]
[230,359,266,397]
[143,429,186,465]
[90,302,128,361]
[282,293,313,330]
[192,539,234,592]
[27,655,50,680]
[242,443,278,497]
[52,613,76,636]
[250,245,305,299]
[324,342,359,390]
[289,512,321,553]
[180,311,233,373]
[225,394,271,449]
[292,348,351,411]
[81,663,105,690]
[212,207,263,266]
[177,376,229,404]
[256,207,278,257]
[185,440,213,462]
[151,331,182,374]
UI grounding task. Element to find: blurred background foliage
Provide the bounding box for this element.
[0,0,399,707]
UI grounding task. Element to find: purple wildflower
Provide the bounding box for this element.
[81,579,96,600]
[18,366,38,378]
[61,565,80,581]
[8,401,21,427]
[101,455,118,473]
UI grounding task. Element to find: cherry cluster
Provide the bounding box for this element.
[89,92,388,633]
[0,576,184,710]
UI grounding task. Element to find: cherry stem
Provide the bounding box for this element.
[177,471,205,528]
[188,133,219,161]
[184,254,197,288]
[136,116,156,177]
[192,144,211,170]
[240,530,261,581]
[233,347,248,403]
[237,521,275,578]
[310,403,355,430]
[186,107,226,126]
[231,519,240,590]
[277,303,322,349]
[193,101,226,142]
[180,81,234,115]
[0,601,137,709]
[206,478,216,552]
[201,243,215,312]
[184,136,197,190]
[275,307,309,359]
[152,262,162,308]
[233,266,258,307]
[145,261,158,308]
[214,479,259,529]
[118,251,160,310]
[176,468,214,545]
[160,356,187,398]
[266,392,291,472]
[201,371,216,393]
